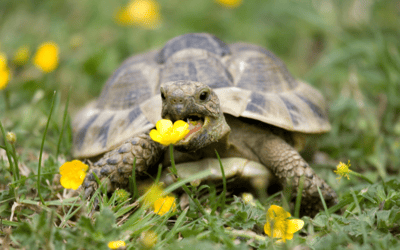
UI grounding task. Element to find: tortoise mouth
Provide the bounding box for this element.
[166,114,210,143]
[182,115,210,142]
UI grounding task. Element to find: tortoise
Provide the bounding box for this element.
[73,33,337,216]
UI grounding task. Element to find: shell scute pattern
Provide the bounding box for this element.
[156,33,231,64]
[160,50,233,89]
[96,57,155,110]
[73,33,330,158]
[75,113,100,151]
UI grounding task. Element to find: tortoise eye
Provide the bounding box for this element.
[199,90,209,101]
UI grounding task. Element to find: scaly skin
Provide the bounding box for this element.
[83,132,165,197]
[256,133,338,216]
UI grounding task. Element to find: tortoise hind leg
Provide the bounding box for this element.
[83,132,166,198]
[256,133,337,216]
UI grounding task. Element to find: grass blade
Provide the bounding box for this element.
[56,87,71,160]
[0,120,16,182]
[37,91,57,205]
[294,175,305,218]
[214,150,226,213]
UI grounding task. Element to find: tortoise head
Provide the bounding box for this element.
[160,80,230,152]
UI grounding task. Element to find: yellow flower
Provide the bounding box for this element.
[140,230,158,248]
[115,0,161,29]
[59,160,88,190]
[154,195,177,215]
[149,119,189,146]
[13,45,30,66]
[33,42,59,73]
[108,240,126,249]
[215,0,243,8]
[334,160,351,181]
[142,184,165,208]
[0,52,11,90]
[264,205,304,243]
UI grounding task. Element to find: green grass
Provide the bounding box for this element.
[1,0,400,249]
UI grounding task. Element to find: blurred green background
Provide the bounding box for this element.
[1,0,400,184]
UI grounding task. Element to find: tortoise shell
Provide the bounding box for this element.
[73,33,330,158]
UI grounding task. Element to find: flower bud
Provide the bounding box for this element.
[140,230,158,248]
[114,189,130,203]
[6,131,16,144]
[242,193,255,206]
[190,179,201,187]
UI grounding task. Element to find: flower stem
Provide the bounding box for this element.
[169,144,177,175]
[4,89,10,110]
[349,171,374,184]
[168,144,209,217]
[11,144,20,180]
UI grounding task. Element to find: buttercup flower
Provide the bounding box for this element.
[0,52,11,90]
[334,160,351,181]
[264,205,304,242]
[13,45,30,66]
[33,42,59,73]
[140,230,158,248]
[215,0,243,8]
[149,119,189,146]
[115,0,161,29]
[154,195,177,215]
[59,160,88,190]
[108,240,126,249]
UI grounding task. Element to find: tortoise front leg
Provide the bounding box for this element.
[257,133,337,216]
[83,132,166,197]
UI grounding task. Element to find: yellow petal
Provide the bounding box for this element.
[72,160,88,172]
[70,180,81,190]
[264,222,271,236]
[149,129,163,143]
[0,68,10,90]
[33,42,59,73]
[283,233,292,241]
[173,120,189,131]
[173,120,190,139]
[286,219,304,234]
[154,196,176,215]
[267,205,291,220]
[108,240,126,249]
[60,176,71,189]
[156,119,173,135]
